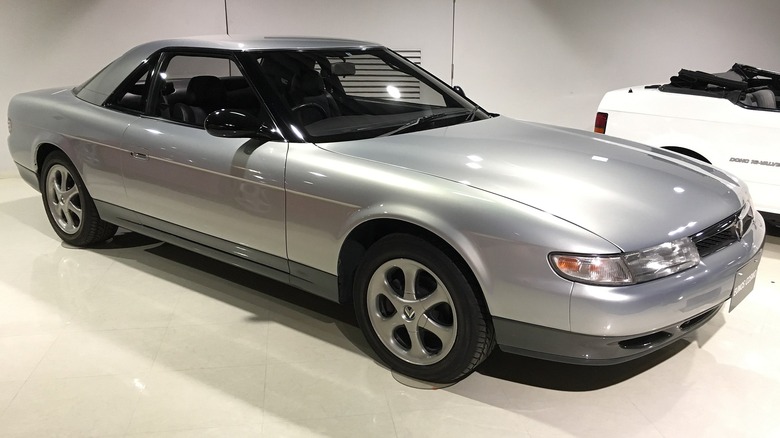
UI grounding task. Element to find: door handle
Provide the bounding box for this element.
[130,152,148,160]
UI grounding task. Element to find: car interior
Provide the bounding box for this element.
[108,49,482,143]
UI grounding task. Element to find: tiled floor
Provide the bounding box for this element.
[0,176,779,437]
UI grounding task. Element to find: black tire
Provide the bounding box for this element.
[353,234,494,383]
[40,151,117,246]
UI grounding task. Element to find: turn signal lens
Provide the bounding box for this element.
[594,112,608,134]
[550,254,632,285]
[550,237,700,286]
[554,256,582,272]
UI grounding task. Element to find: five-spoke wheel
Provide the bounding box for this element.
[40,152,117,246]
[45,164,82,235]
[354,234,494,383]
[366,258,457,365]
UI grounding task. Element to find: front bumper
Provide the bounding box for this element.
[493,303,722,365]
[494,210,766,364]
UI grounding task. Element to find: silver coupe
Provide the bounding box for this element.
[7,36,766,383]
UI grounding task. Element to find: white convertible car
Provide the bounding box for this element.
[596,64,779,229]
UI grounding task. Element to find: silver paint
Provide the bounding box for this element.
[120,119,288,269]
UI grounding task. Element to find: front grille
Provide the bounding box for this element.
[693,217,738,258]
[691,204,752,258]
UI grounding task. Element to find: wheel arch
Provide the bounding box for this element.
[35,143,65,176]
[336,217,488,310]
[32,128,76,176]
[660,146,711,164]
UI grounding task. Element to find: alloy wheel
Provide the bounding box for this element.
[366,258,457,365]
[45,164,82,235]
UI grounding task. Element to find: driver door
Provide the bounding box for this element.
[120,51,289,272]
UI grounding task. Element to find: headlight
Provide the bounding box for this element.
[550,237,700,286]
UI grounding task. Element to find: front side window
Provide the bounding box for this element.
[255,49,488,142]
[105,52,273,128]
[151,54,271,127]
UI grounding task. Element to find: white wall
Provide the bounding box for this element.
[2,0,780,176]
[0,0,227,177]
[227,0,454,81]
[453,0,780,129]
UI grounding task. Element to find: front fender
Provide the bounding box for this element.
[285,143,618,331]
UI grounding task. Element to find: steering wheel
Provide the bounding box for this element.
[291,103,328,120]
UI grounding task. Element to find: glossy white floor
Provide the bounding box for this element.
[0,176,779,438]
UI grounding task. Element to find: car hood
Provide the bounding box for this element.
[318,116,744,251]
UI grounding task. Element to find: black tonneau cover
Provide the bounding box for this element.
[732,64,780,81]
[659,63,780,104]
[669,69,747,90]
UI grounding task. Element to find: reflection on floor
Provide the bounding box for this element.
[1,176,779,437]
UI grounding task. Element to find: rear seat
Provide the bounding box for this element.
[742,89,777,109]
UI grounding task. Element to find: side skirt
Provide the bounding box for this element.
[94,200,340,302]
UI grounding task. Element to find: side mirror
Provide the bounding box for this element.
[205,109,279,140]
[453,85,466,98]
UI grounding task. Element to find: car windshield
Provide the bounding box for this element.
[254,49,489,142]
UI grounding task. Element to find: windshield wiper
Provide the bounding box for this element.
[379,112,452,137]
[465,106,479,122]
[466,105,492,121]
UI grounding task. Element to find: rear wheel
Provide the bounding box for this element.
[40,152,117,246]
[353,234,494,383]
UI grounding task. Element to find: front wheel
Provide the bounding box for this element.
[353,234,494,383]
[40,151,117,246]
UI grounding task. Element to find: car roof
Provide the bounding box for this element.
[75,35,383,105]
[138,34,382,52]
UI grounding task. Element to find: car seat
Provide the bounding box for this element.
[751,89,777,109]
[289,70,340,124]
[171,76,227,126]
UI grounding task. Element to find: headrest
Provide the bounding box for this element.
[185,76,226,106]
[291,70,325,97]
[752,89,777,109]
